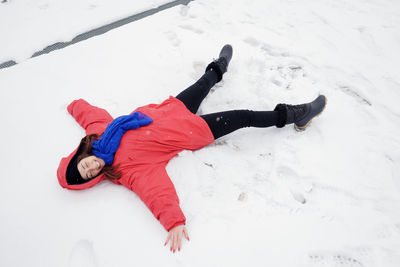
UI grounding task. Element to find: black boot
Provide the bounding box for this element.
[205,44,233,82]
[274,95,327,131]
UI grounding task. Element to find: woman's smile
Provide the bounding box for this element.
[77,155,106,179]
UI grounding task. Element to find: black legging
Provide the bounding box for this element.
[176,69,279,139]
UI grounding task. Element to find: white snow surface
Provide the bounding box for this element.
[1,0,400,266]
[0,0,170,63]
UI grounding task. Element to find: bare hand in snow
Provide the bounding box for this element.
[164,225,189,253]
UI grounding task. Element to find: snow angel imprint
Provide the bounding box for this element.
[57,44,327,253]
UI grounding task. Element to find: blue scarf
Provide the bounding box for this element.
[92,111,153,165]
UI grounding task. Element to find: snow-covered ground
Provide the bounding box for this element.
[1,0,400,266]
[0,0,170,63]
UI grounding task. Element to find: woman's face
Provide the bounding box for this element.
[77,155,105,180]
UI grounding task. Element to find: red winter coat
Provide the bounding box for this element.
[57,96,214,231]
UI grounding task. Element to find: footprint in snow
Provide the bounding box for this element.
[180,5,189,16]
[308,252,364,267]
[243,37,261,47]
[164,31,180,47]
[270,63,306,90]
[179,24,204,34]
[276,165,313,204]
[68,239,97,267]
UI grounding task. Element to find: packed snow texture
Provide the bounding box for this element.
[1,0,400,266]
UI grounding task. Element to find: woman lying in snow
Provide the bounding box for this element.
[57,44,326,253]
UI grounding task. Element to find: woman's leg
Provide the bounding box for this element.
[201,95,327,139]
[176,44,233,114]
[176,69,219,114]
[201,110,279,139]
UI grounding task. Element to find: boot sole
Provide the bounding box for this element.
[294,96,327,131]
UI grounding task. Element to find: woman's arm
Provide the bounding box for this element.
[120,165,188,252]
[67,99,113,135]
[144,168,188,253]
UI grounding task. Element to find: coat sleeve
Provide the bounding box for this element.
[121,165,186,232]
[67,99,113,135]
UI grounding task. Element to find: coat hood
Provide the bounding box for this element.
[57,144,106,190]
[57,99,113,190]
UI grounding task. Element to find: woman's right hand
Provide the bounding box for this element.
[164,225,190,253]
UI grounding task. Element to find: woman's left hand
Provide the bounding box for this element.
[164,224,189,253]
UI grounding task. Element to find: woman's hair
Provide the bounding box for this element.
[76,134,121,180]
